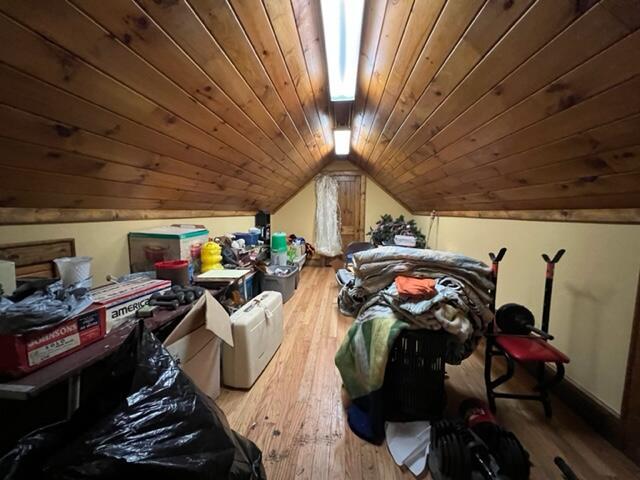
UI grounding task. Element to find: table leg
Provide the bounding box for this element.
[66,373,81,418]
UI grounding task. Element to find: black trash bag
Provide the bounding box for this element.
[221,245,240,267]
[0,323,266,480]
[0,280,92,334]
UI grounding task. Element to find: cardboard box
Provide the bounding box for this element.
[163,290,233,400]
[0,304,105,377]
[91,278,171,332]
[128,225,209,273]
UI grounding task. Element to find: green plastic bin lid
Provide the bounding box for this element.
[129,225,209,239]
[271,232,287,252]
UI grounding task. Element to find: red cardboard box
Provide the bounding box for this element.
[0,305,105,378]
[0,279,171,378]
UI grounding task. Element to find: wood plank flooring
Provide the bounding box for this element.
[217,267,640,479]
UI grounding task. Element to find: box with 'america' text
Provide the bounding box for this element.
[90,278,171,332]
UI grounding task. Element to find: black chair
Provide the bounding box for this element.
[344,241,373,268]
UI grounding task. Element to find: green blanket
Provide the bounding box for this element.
[335,315,408,399]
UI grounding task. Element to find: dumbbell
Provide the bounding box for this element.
[152,286,205,306]
[170,285,205,304]
[148,298,180,310]
[151,291,185,304]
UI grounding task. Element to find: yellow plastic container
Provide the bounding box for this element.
[201,240,223,272]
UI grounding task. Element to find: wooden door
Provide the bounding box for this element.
[332,174,365,250]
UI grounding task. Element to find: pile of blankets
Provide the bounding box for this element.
[335,246,494,443]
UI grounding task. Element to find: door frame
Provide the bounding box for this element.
[621,270,640,463]
[329,171,366,242]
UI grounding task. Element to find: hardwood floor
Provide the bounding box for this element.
[217,267,640,479]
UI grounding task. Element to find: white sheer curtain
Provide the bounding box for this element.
[314,175,342,256]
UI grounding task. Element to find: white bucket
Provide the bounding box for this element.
[54,256,93,287]
[271,251,288,267]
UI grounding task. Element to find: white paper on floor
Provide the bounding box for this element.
[385,421,431,476]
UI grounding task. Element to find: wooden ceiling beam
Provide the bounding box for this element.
[417,191,640,212]
[0,0,638,215]
[414,209,640,224]
[0,208,255,225]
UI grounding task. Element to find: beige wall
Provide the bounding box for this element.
[272,160,411,245]
[0,216,253,283]
[272,181,316,241]
[415,214,640,414]
[364,179,412,237]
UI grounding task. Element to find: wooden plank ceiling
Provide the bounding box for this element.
[0,0,332,212]
[352,0,640,213]
[0,0,639,215]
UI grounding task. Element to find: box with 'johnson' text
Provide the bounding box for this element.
[0,304,105,378]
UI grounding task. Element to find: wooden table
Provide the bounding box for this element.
[0,304,192,414]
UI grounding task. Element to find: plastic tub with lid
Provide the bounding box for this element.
[155,260,189,286]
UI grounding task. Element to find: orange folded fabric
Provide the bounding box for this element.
[395,276,437,298]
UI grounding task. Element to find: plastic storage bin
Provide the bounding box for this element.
[129,225,209,273]
[258,265,298,304]
[271,251,288,266]
[393,235,417,247]
[383,329,448,421]
[234,232,259,247]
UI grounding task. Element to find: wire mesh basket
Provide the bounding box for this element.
[383,329,448,421]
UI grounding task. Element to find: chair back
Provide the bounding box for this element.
[344,241,373,267]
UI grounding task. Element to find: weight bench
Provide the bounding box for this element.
[484,248,570,418]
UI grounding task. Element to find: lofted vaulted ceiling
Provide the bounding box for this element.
[351,0,640,213]
[0,0,332,212]
[0,0,639,216]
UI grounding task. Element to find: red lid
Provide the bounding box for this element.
[154,260,188,269]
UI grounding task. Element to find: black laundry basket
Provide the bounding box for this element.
[383,329,448,421]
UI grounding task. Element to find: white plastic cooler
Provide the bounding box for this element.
[222,291,283,388]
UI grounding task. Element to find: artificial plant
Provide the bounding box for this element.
[367,214,426,248]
